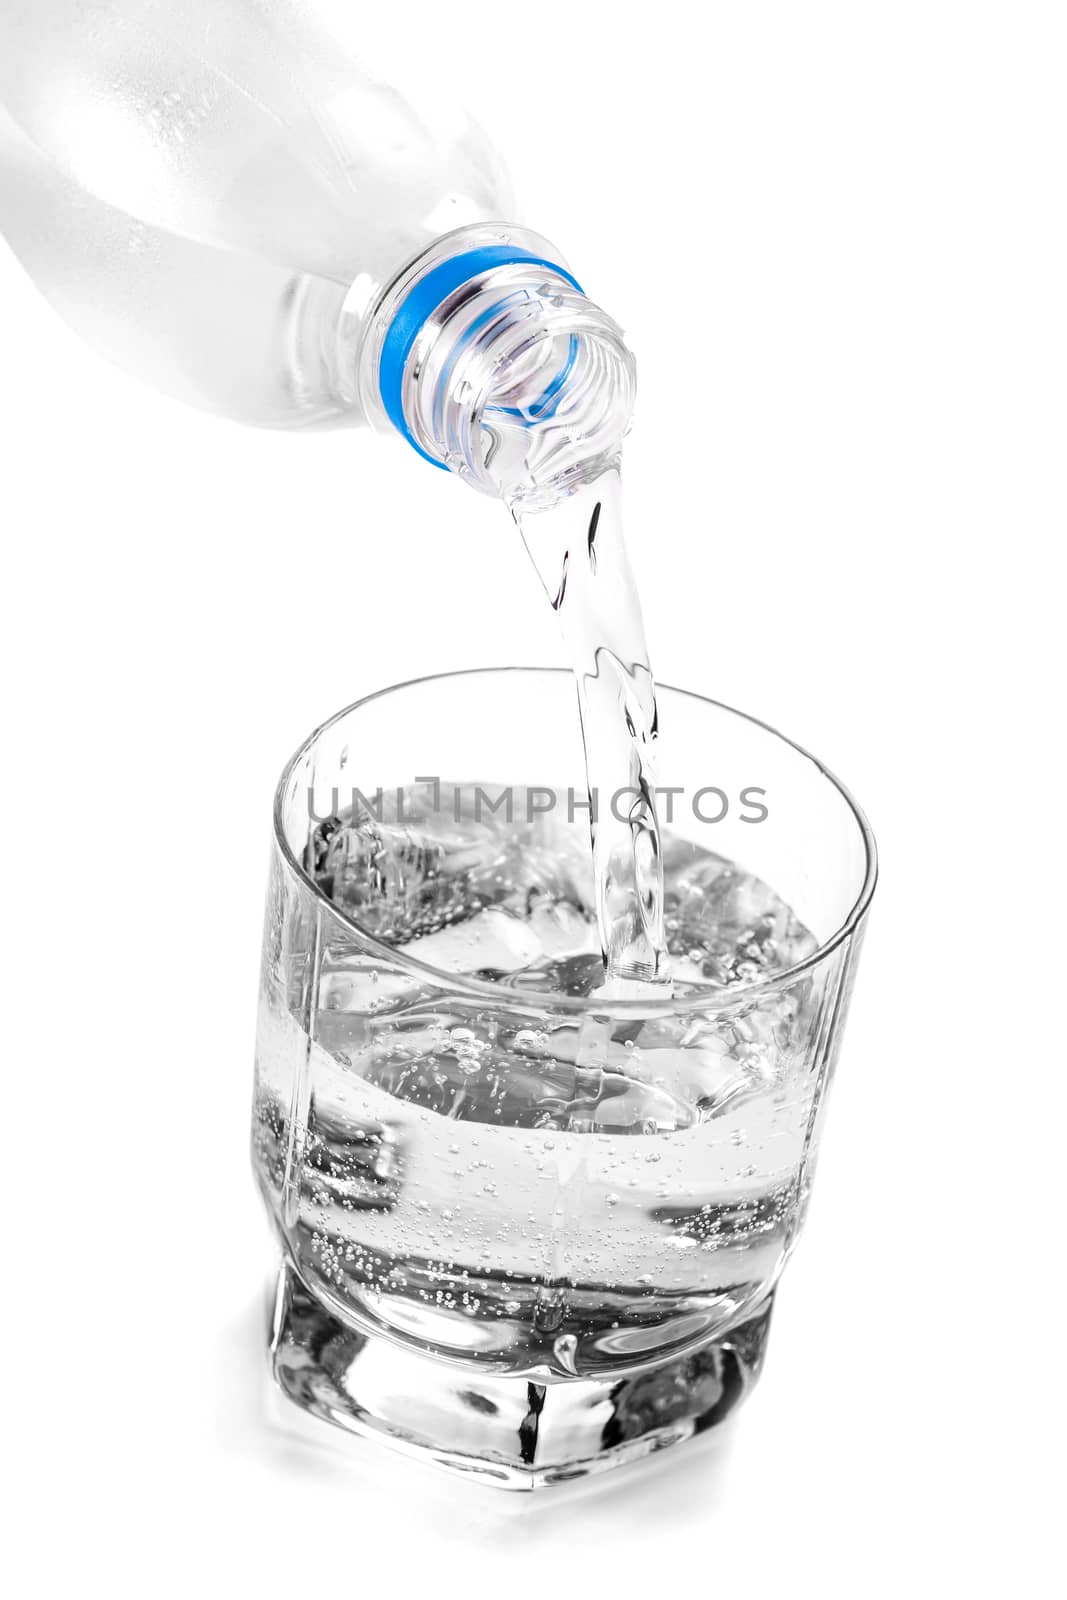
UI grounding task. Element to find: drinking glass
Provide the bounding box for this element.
[252,668,875,1488]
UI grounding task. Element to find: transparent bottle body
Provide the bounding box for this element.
[0,0,513,425]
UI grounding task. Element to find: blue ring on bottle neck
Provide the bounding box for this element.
[377,245,583,468]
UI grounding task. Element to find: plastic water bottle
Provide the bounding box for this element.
[0,0,635,503]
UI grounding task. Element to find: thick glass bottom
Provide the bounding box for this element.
[269,1262,774,1490]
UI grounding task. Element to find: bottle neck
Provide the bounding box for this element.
[358,225,636,509]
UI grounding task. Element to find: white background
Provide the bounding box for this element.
[2,3,1063,1594]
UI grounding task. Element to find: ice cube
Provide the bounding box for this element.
[662,842,817,985]
[308,784,594,947]
[351,1008,698,1132]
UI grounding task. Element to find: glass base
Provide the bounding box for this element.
[269,1263,774,1490]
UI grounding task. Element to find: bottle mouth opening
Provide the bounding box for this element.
[361,228,636,507]
[419,280,637,506]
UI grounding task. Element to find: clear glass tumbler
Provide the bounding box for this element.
[252,669,875,1488]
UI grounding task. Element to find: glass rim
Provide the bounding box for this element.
[273,666,878,1018]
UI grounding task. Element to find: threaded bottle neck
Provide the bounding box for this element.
[359,225,636,509]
